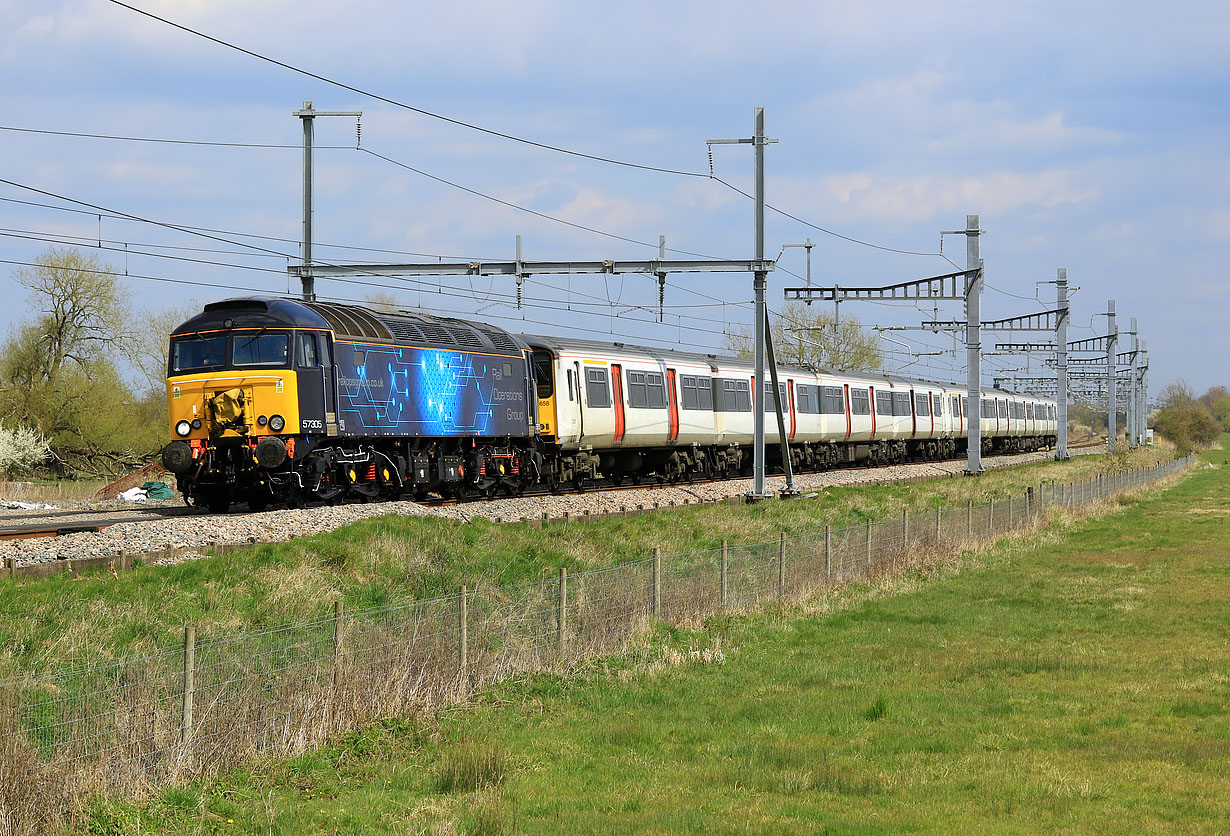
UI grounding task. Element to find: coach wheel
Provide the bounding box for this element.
[247,495,268,513]
[206,493,231,514]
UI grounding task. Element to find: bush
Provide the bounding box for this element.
[0,423,50,478]
[1152,405,1221,454]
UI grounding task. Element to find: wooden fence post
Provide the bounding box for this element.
[864,520,872,572]
[967,500,973,541]
[557,567,567,654]
[332,600,343,692]
[652,548,661,618]
[824,526,831,580]
[458,585,468,683]
[720,540,728,609]
[935,506,942,544]
[181,626,195,746]
[989,498,995,535]
[902,509,909,548]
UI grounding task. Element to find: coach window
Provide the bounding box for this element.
[821,386,844,414]
[961,396,969,417]
[892,392,911,416]
[647,372,666,408]
[875,390,892,416]
[566,369,575,401]
[585,368,610,408]
[915,393,930,417]
[998,400,1008,419]
[763,381,787,411]
[796,384,813,414]
[735,380,751,411]
[627,371,648,407]
[850,388,870,415]
[933,394,943,417]
[681,375,712,410]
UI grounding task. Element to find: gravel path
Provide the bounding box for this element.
[2,446,1099,567]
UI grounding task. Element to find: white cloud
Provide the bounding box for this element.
[807,170,1095,224]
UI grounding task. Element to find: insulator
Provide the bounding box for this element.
[355,118,362,148]
[658,275,665,323]
[707,145,715,177]
[517,276,523,310]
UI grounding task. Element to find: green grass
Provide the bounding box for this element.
[74,439,1227,834]
[0,444,1172,678]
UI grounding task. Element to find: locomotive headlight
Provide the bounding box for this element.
[191,419,202,429]
[269,414,285,432]
[257,415,268,426]
[175,420,192,437]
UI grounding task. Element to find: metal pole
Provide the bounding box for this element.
[1055,270,1070,460]
[751,106,770,500]
[1107,300,1117,453]
[1136,339,1146,445]
[1128,317,1138,447]
[765,309,796,495]
[965,215,984,475]
[300,101,315,302]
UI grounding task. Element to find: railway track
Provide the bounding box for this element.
[0,440,1105,541]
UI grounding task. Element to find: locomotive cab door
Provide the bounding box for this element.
[295,331,337,436]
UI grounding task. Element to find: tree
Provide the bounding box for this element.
[725,302,884,373]
[1197,385,1230,412]
[1213,397,1230,433]
[1157,380,1195,409]
[11,247,131,382]
[0,247,149,474]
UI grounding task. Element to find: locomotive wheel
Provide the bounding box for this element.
[206,494,231,514]
[247,496,269,513]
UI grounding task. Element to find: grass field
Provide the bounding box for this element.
[0,445,1170,679]
[75,438,1226,834]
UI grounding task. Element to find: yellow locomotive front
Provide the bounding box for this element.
[161,298,316,512]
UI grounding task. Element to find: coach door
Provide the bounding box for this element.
[868,385,877,438]
[787,379,796,439]
[843,384,852,439]
[611,364,626,444]
[666,368,679,442]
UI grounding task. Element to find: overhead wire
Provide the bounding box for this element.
[99,2,987,262]
[105,0,708,179]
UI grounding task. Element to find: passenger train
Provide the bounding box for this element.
[160,297,1057,511]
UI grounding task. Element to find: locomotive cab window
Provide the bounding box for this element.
[170,334,227,373]
[233,333,289,367]
[585,368,610,408]
[296,333,319,368]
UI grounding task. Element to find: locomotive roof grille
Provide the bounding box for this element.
[446,327,484,349]
[416,323,456,345]
[302,302,393,341]
[481,329,520,352]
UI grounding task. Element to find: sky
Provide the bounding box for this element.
[1,0,1227,399]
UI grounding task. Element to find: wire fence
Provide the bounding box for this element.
[0,456,1192,815]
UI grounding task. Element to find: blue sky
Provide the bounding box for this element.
[1,0,1227,396]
